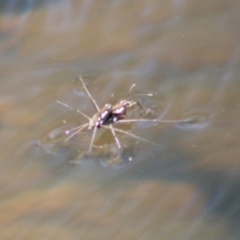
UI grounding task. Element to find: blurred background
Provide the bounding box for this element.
[1,0,240,239]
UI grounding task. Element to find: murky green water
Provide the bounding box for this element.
[1,0,240,239]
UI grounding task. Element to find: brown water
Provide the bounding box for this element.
[1,0,240,239]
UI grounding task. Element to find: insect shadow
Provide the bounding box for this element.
[56,77,199,156]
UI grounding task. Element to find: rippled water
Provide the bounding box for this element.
[1,0,240,239]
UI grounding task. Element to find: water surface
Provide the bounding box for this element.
[1,0,240,239]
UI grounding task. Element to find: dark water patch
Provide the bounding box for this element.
[175,111,213,130]
[0,0,58,14]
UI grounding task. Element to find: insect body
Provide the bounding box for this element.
[89,103,112,129]
[102,100,136,125]
[88,100,137,129]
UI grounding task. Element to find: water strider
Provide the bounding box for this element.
[57,77,158,152]
[56,77,205,155]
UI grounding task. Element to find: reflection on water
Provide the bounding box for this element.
[1,0,240,239]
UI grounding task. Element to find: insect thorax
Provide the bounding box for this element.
[89,104,112,129]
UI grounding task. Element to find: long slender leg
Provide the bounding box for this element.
[103,126,162,147]
[116,118,192,124]
[88,126,97,152]
[65,123,88,135]
[57,100,90,120]
[109,124,121,149]
[128,83,136,94]
[79,77,100,112]
[64,123,88,142]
